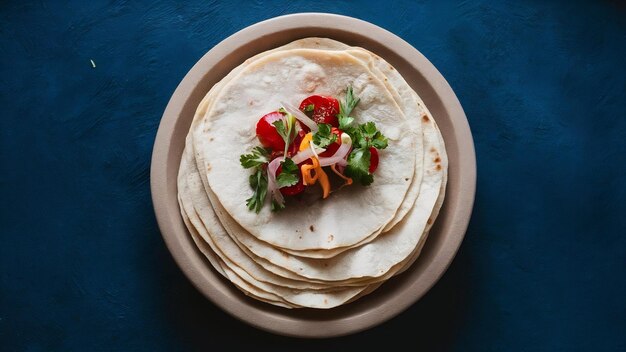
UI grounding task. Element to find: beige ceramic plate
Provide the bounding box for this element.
[151,13,475,338]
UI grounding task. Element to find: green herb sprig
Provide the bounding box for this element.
[336,86,389,186]
[312,123,338,148]
[276,158,299,188]
[273,112,297,157]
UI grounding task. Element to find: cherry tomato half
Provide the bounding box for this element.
[369,147,379,173]
[299,95,340,127]
[289,129,307,157]
[256,111,285,151]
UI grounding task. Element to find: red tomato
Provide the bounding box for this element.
[299,95,340,127]
[319,128,342,157]
[369,147,379,173]
[256,111,285,150]
[288,129,307,157]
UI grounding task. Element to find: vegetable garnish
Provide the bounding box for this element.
[240,147,271,213]
[276,158,299,188]
[267,157,285,210]
[299,95,340,126]
[312,123,337,148]
[240,85,389,212]
[335,87,388,186]
[240,146,270,169]
[301,157,331,198]
[246,168,268,213]
[345,147,374,186]
[337,86,359,130]
[299,133,313,151]
[272,112,297,157]
[280,102,318,132]
[317,133,352,167]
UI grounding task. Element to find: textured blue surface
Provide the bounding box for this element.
[1,1,625,350]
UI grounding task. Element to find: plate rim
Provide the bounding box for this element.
[150,12,476,338]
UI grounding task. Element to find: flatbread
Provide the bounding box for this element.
[176,38,448,308]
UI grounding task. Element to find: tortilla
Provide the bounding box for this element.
[176,38,448,308]
[194,49,417,251]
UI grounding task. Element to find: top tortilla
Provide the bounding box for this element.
[193,49,417,251]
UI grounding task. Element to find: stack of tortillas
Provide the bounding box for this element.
[177,38,447,309]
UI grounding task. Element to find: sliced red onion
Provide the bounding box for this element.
[318,134,352,167]
[267,157,284,205]
[291,149,314,164]
[309,142,320,160]
[291,145,325,164]
[280,101,318,132]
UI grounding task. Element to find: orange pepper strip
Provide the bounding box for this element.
[301,163,318,186]
[296,133,330,198]
[299,133,313,151]
[300,157,330,198]
[317,165,331,199]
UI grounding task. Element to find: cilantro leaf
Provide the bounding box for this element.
[312,123,337,148]
[361,121,378,136]
[272,120,287,140]
[349,127,365,149]
[345,147,374,186]
[276,158,299,188]
[245,168,268,213]
[359,122,388,149]
[240,146,270,169]
[371,132,389,149]
[344,122,389,150]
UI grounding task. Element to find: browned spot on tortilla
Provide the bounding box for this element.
[281,251,288,258]
[298,236,302,239]
[430,147,436,153]
[327,234,334,242]
[436,164,442,171]
[324,299,328,304]
[299,267,303,271]
[384,78,388,81]
[427,218,433,225]
[309,225,314,232]
[206,164,211,172]
[434,157,441,163]
[422,115,429,122]
[315,40,320,45]
[405,177,409,181]
[248,100,254,106]
[389,65,394,70]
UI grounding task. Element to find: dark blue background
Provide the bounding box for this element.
[1,1,625,350]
